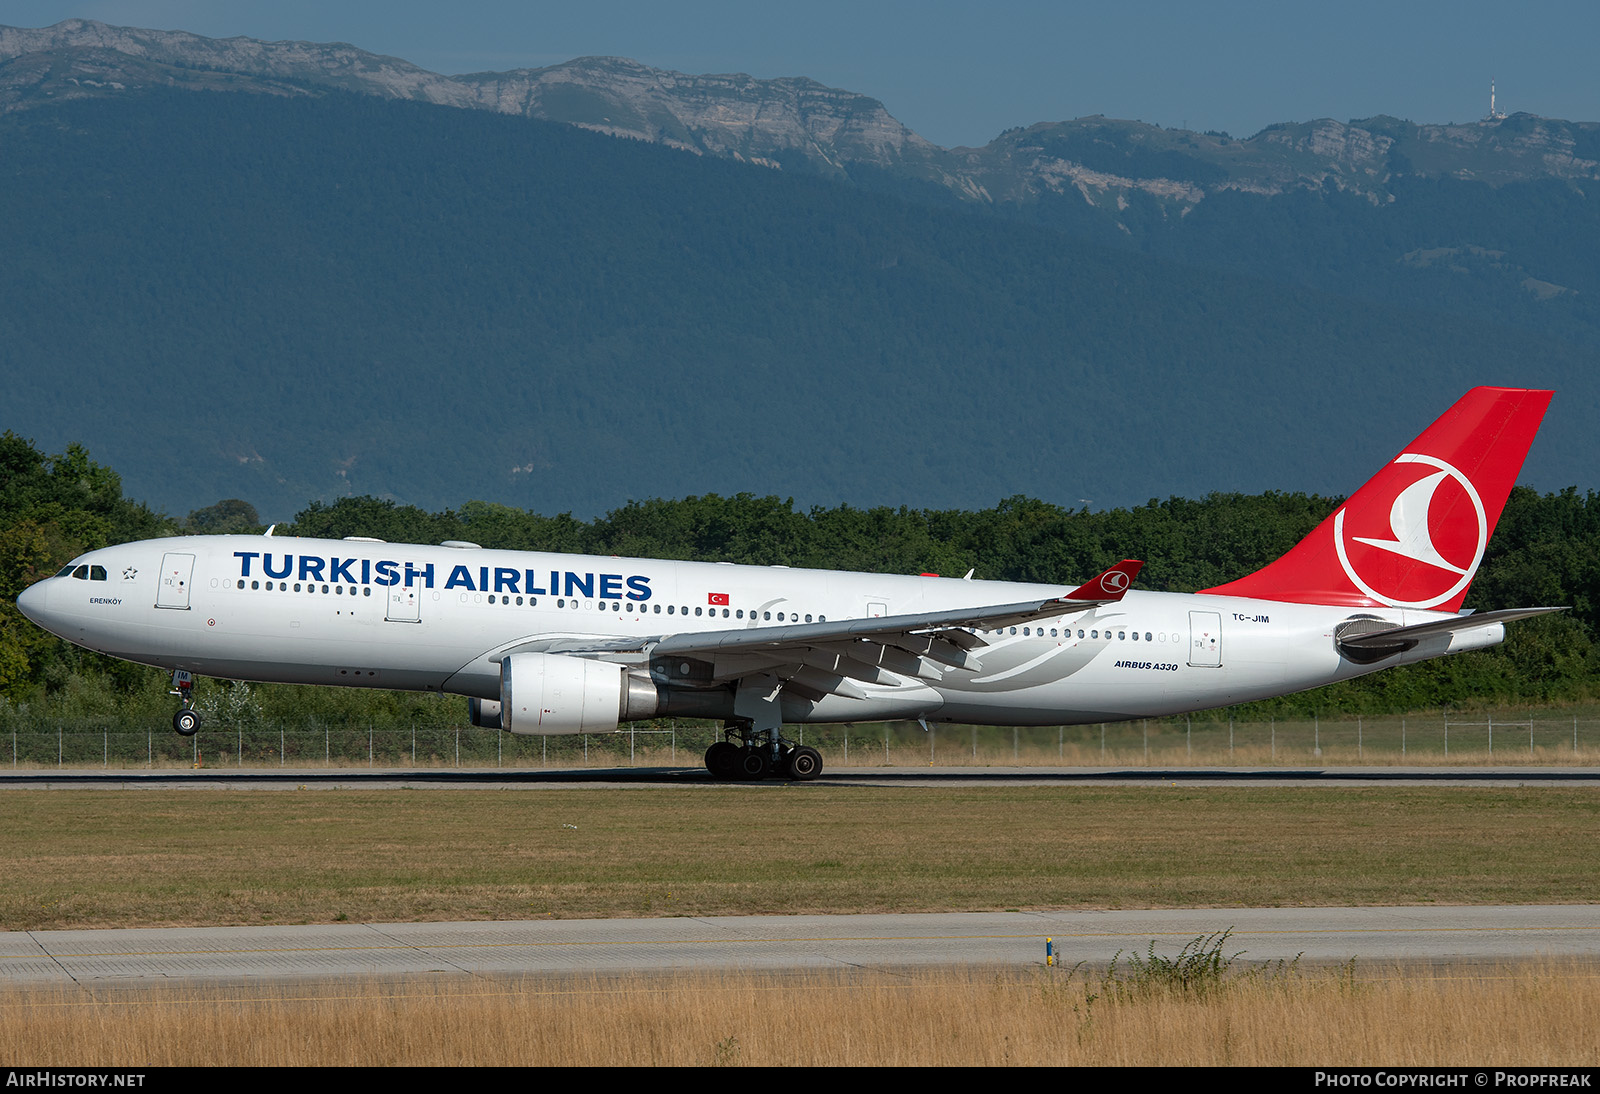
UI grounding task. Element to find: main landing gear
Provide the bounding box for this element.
[169,669,200,736]
[704,724,823,782]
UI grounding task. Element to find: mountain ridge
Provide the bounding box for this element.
[5,18,1598,218]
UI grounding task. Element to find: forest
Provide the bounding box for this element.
[2,432,1594,730]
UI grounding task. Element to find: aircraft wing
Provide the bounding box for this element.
[533,560,1143,700]
[1337,606,1568,650]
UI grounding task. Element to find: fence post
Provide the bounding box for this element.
[1186,714,1191,759]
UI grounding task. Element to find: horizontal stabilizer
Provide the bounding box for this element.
[1338,606,1567,649]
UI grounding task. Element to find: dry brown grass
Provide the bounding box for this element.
[5,786,1600,931]
[3,963,1596,1066]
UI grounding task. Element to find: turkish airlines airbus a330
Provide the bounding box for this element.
[16,387,1562,780]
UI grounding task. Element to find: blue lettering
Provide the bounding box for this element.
[494,568,520,594]
[299,556,326,582]
[565,572,594,598]
[524,570,546,595]
[599,573,623,599]
[403,562,434,590]
[375,561,400,587]
[233,551,260,577]
[264,553,293,580]
[626,575,652,601]
[330,557,357,584]
[445,565,476,591]
[361,559,371,584]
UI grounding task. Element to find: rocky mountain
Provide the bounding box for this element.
[5,18,1598,216]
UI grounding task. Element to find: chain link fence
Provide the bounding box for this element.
[5,710,1600,770]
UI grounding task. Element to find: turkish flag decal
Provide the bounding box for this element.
[708,593,730,606]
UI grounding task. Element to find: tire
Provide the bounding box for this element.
[705,741,738,777]
[736,746,772,781]
[173,709,200,736]
[786,746,823,781]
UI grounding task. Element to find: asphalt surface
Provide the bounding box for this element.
[4,906,1599,986]
[3,765,1600,788]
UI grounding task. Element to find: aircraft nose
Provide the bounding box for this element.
[16,579,55,631]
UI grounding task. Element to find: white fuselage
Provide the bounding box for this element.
[19,535,1504,728]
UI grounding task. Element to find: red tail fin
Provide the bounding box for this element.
[1200,387,1551,611]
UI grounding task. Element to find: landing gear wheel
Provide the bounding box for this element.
[173,709,200,736]
[736,746,772,781]
[705,741,739,778]
[785,746,823,781]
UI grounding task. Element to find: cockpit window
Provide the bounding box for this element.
[56,565,76,578]
[72,565,89,580]
[89,565,107,581]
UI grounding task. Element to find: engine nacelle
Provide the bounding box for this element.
[468,698,503,729]
[500,652,661,735]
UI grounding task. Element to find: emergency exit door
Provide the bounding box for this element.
[1188,611,1222,667]
[156,553,194,610]
[385,584,422,623]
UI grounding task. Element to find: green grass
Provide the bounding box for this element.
[2,786,1599,931]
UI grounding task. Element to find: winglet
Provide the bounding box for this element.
[1065,560,1143,602]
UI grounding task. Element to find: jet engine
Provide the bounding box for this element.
[500,652,661,734]
[468,698,502,729]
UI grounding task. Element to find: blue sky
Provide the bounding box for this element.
[8,1,1599,146]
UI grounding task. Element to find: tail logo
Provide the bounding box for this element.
[1333,453,1488,609]
[1098,571,1130,594]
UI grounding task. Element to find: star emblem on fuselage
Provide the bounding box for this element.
[122,566,138,580]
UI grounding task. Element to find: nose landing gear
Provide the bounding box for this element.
[169,670,200,736]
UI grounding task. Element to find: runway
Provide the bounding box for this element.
[3,765,1600,788]
[4,906,1598,986]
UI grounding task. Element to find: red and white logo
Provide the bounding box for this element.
[1098,570,1130,595]
[1334,453,1488,609]
[708,592,730,606]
